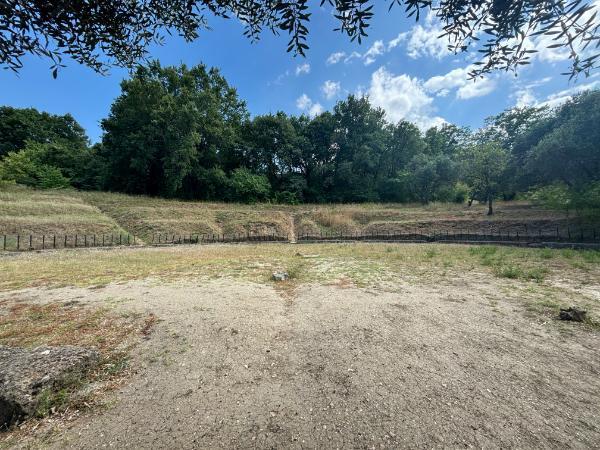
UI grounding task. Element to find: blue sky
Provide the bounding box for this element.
[1,2,599,143]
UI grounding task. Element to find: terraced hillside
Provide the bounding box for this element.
[0,187,126,236]
[0,186,589,243]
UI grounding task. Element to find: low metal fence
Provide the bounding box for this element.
[149,232,288,245]
[1,233,135,252]
[296,227,600,244]
[2,227,598,252]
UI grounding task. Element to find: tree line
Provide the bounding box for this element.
[1,61,599,215]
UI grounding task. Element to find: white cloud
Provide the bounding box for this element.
[321,80,341,100]
[514,89,538,108]
[509,77,552,108]
[296,93,312,110]
[456,77,497,99]
[309,103,324,116]
[326,52,346,65]
[389,11,451,60]
[295,63,311,76]
[344,51,362,63]
[296,94,323,117]
[423,67,468,93]
[330,41,386,66]
[363,40,385,66]
[338,11,452,66]
[539,80,600,108]
[423,66,497,100]
[387,33,406,51]
[366,67,446,130]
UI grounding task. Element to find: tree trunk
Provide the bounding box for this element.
[487,194,493,216]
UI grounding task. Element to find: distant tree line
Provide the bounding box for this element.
[1,61,599,216]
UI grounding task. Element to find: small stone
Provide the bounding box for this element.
[272,271,289,282]
[559,307,587,322]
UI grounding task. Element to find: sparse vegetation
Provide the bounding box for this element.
[0,242,597,292]
[1,185,588,243]
[0,299,155,431]
[0,187,126,236]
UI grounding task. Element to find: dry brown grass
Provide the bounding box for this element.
[0,187,126,236]
[1,186,589,244]
[310,209,358,233]
[81,191,293,240]
[0,301,148,351]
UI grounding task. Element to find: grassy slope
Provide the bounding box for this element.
[80,191,294,240]
[0,186,584,241]
[0,187,127,236]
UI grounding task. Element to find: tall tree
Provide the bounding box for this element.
[424,124,470,157]
[462,142,509,215]
[101,61,247,198]
[526,90,600,189]
[406,153,457,204]
[331,96,390,202]
[0,107,88,157]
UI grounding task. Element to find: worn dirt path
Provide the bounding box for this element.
[4,276,600,449]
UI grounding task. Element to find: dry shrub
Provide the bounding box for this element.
[296,218,321,236]
[312,210,357,233]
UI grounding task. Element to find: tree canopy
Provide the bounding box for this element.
[1,0,598,78]
[0,106,88,157]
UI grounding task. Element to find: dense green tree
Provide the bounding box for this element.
[294,112,337,202]
[101,61,247,198]
[331,96,390,202]
[462,142,509,215]
[406,153,457,204]
[228,168,271,203]
[424,124,470,157]
[0,107,88,157]
[526,90,600,189]
[242,112,299,183]
[0,142,71,189]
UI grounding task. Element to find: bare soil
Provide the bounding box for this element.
[2,273,599,448]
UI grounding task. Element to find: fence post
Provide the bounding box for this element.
[17,235,20,251]
[2,235,5,251]
[42,235,45,250]
[53,235,56,249]
[75,235,78,247]
[64,235,67,248]
[29,235,32,250]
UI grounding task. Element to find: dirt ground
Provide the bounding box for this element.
[2,269,599,449]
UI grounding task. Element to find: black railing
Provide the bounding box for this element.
[2,227,599,252]
[150,232,287,245]
[295,227,600,244]
[0,233,135,252]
